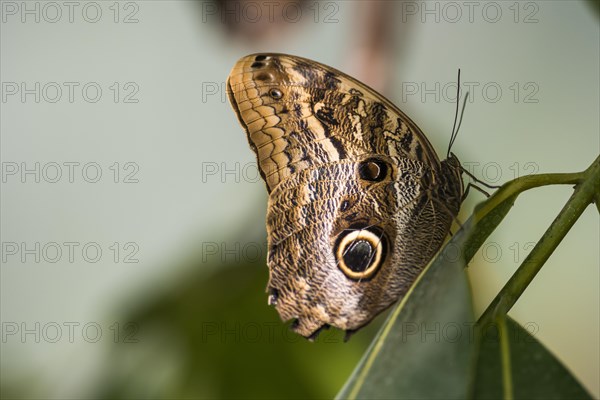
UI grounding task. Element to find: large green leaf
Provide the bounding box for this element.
[472,316,592,399]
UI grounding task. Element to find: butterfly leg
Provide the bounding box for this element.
[344,329,358,343]
[462,182,493,201]
[307,324,331,342]
[461,166,501,191]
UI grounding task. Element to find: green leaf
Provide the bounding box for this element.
[455,194,517,264]
[472,316,592,399]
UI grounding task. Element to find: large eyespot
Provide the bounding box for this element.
[335,227,386,280]
[358,158,389,182]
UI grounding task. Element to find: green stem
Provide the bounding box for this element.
[478,156,600,326]
[455,170,587,266]
[471,172,584,225]
[498,315,514,400]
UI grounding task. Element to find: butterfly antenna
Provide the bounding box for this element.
[447,69,469,157]
[452,91,469,150]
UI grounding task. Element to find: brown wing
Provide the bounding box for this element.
[226,53,462,338]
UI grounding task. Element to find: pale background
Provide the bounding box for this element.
[1,1,598,398]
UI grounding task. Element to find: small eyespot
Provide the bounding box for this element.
[335,227,386,280]
[255,72,274,82]
[268,287,279,306]
[358,158,389,182]
[251,61,265,69]
[340,199,350,212]
[269,88,283,100]
[290,319,300,330]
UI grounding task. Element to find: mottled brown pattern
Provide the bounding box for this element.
[227,54,464,339]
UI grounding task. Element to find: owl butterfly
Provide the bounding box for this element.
[227,54,464,340]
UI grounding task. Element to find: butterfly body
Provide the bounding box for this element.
[227,54,463,338]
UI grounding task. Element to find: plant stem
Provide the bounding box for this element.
[478,156,600,326]
[498,316,514,400]
[472,172,584,225]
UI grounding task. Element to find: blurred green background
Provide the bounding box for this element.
[1,1,598,398]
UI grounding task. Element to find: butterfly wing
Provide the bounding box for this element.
[227,53,462,338]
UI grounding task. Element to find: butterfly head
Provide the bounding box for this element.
[440,153,464,215]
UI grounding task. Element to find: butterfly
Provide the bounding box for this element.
[227,53,464,340]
